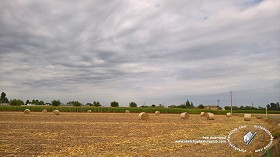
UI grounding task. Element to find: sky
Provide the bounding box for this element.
[0,0,279,107]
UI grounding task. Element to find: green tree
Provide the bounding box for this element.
[30,99,44,105]
[140,105,148,107]
[25,100,30,105]
[158,104,164,108]
[86,103,92,106]
[177,104,187,108]
[111,101,119,107]
[0,92,9,103]
[268,103,279,110]
[198,104,204,109]
[10,99,24,106]
[51,100,61,106]
[67,101,82,106]
[190,102,194,107]
[258,106,265,110]
[232,106,239,110]
[129,102,137,107]
[186,100,190,106]
[267,104,270,110]
[93,101,101,107]
[224,106,240,110]
[224,106,230,110]
[0,92,5,99]
[185,100,194,108]
[38,101,44,105]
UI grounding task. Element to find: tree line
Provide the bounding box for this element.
[1,91,279,110]
[0,92,129,107]
[224,102,280,111]
[0,92,195,108]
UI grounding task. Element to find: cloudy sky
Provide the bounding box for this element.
[0,0,279,107]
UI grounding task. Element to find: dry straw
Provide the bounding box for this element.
[155,111,160,115]
[244,114,251,121]
[200,112,205,116]
[205,112,215,120]
[53,110,60,115]
[226,113,232,117]
[24,109,30,114]
[42,109,47,113]
[180,112,189,120]
[125,110,130,113]
[139,112,149,120]
[87,110,92,113]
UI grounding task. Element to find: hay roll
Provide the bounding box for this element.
[87,110,92,113]
[244,114,251,121]
[24,109,30,114]
[226,113,232,117]
[125,110,130,113]
[200,112,205,117]
[205,112,215,120]
[42,109,47,113]
[180,112,189,120]
[139,112,149,120]
[53,110,60,115]
[155,111,160,115]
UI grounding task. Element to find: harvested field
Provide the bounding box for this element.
[0,112,279,157]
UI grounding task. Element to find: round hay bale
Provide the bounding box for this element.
[53,110,60,115]
[155,111,160,115]
[244,114,251,121]
[24,109,30,114]
[205,112,215,120]
[200,112,205,117]
[226,113,232,117]
[139,112,149,120]
[180,112,189,120]
[125,110,130,113]
[87,110,92,113]
[42,109,47,113]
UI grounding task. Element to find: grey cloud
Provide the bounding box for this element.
[0,0,279,106]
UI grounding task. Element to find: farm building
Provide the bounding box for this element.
[0,103,9,106]
[203,105,222,110]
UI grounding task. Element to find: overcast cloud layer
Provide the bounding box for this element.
[0,0,279,107]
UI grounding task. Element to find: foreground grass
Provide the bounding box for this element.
[0,106,280,114]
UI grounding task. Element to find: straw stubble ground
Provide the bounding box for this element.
[0,112,277,156]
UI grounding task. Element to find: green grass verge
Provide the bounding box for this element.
[0,106,280,114]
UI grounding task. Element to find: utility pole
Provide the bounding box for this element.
[217,99,220,106]
[229,91,234,114]
[266,105,268,119]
